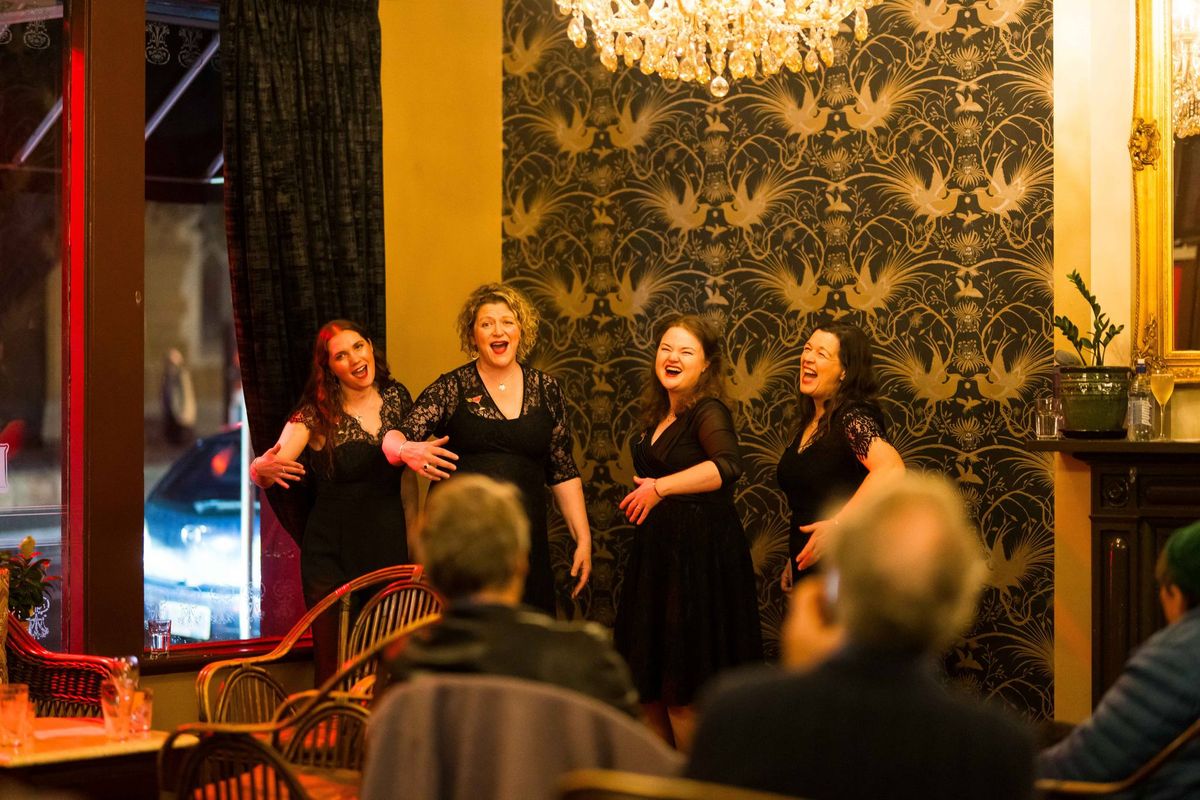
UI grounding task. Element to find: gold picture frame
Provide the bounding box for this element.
[1133,0,1200,380]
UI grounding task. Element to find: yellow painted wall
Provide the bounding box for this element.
[1052,0,1135,723]
[380,0,503,392]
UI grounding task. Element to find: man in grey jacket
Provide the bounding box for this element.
[1038,520,1200,798]
[384,473,638,717]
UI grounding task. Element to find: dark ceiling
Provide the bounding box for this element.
[1,0,223,203]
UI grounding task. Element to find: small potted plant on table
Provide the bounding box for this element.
[1054,270,1129,438]
[1,535,58,627]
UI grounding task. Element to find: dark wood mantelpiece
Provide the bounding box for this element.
[1036,439,1200,704]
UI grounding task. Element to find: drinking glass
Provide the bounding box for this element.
[99,679,134,741]
[130,688,154,736]
[146,618,171,659]
[1151,367,1175,440]
[1034,396,1060,439]
[0,684,31,748]
[113,654,139,688]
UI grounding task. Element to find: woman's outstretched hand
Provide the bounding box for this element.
[383,431,459,481]
[794,518,839,572]
[251,444,305,489]
[570,541,591,598]
[619,476,662,525]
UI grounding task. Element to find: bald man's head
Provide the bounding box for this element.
[831,474,986,653]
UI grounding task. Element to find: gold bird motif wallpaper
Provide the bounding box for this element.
[503,0,1054,717]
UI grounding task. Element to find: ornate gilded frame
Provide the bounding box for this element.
[1133,0,1200,380]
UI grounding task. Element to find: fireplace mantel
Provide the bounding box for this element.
[1033,439,1200,703]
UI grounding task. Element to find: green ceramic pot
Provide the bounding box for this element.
[1058,366,1131,439]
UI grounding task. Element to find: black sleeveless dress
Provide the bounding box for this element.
[399,362,580,614]
[776,401,888,583]
[293,380,414,605]
[613,397,762,706]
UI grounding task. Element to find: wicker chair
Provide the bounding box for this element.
[1036,716,1200,797]
[195,564,425,723]
[162,618,437,799]
[337,580,442,690]
[4,611,122,716]
[559,769,806,800]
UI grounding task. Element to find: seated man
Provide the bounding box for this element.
[385,474,638,717]
[1038,520,1200,796]
[685,473,1034,800]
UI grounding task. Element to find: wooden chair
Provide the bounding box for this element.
[195,564,424,723]
[4,611,121,717]
[162,617,440,799]
[559,769,805,800]
[337,580,441,690]
[1036,717,1200,797]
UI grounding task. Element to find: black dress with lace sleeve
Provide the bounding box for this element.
[776,400,889,582]
[289,379,414,607]
[399,362,580,613]
[614,397,763,706]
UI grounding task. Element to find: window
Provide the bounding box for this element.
[0,3,66,649]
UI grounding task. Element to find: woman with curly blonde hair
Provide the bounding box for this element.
[383,283,591,613]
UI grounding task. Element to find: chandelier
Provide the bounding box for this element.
[555,0,880,97]
[1175,0,1200,138]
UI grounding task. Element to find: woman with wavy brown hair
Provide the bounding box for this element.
[613,313,762,752]
[777,322,905,589]
[250,319,416,680]
[382,283,592,614]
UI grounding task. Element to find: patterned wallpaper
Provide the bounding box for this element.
[502,0,1054,718]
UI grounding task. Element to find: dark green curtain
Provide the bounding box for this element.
[221,0,386,542]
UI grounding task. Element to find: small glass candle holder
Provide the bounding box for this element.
[1034,396,1060,440]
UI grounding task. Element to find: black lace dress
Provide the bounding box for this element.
[291,379,414,605]
[613,397,763,706]
[398,362,580,614]
[776,401,889,583]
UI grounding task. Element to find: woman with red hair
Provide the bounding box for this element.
[250,319,416,679]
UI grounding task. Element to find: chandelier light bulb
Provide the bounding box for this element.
[560,0,879,96]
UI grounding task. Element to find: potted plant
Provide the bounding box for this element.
[1,535,58,623]
[1053,270,1129,438]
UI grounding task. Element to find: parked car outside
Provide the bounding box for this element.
[143,427,261,642]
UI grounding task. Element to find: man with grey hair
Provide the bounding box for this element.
[385,474,638,716]
[686,473,1034,799]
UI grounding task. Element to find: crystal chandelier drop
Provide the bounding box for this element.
[555,0,880,97]
[1175,0,1200,139]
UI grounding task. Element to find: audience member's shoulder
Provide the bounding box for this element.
[512,607,611,647]
[947,686,1036,751]
[698,663,797,713]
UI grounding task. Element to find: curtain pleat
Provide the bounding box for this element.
[222,0,386,542]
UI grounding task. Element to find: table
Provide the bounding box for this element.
[0,716,195,799]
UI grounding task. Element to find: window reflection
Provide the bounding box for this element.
[0,5,65,649]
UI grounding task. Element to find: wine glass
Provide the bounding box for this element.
[1150,367,1175,440]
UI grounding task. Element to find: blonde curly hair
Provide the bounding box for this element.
[456,282,540,361]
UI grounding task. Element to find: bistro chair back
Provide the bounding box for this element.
[196,563,423,723]
[164,727,311,800]
[5,611,121,717]
[212,663,290,725]
[162,618,439,799]
[559,769,809,800]
[338,580,442,688]
[1036,716,1200,797]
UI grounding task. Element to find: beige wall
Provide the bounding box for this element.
[380,0,503,393]
[1052,0,1200,721]
[1053,0,1139,723]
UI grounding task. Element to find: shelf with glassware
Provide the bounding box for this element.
[1030,438,1200,705]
